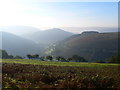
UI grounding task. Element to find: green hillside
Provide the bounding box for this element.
[46,32,119,62]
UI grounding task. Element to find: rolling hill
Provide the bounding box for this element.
[0,31,43,56]
[23,28,74,47]
[46,32,119,62]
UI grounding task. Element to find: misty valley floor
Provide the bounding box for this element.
[1,60,120,89]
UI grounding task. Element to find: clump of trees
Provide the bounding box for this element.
[27,54,39,59]
[46,56,53,61]
[70,55,87,62]
[56,56,66,62]
[0,50,23,59]
[0,50,9,59]
[107,53,120,64]
[51,55,87,62]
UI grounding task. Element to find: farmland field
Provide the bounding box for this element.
[1,59,120,89]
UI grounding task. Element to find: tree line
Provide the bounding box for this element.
[0,50,87,62]
[0,49,120,63]
[26,54,87,62]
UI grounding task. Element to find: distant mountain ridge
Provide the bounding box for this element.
[61,27,118,33]
[0,31,43,56]
[0,26,41,36]
[23,28,74,46]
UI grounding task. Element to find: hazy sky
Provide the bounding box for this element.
[0,0,118,30]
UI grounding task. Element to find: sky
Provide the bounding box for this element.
[0,0,118,31]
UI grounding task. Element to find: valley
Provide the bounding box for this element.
[0,26,119,62]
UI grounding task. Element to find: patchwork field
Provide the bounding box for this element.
[1,59,120,89]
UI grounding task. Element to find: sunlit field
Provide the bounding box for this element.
[2,59,120,89]
[1,59,119,67]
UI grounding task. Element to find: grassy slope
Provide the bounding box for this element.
[50,32,119,61]
[1,59,120,67]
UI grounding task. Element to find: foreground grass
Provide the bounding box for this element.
[2,59,120,89]
[1,59,120,67]
[2,63,120,89]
